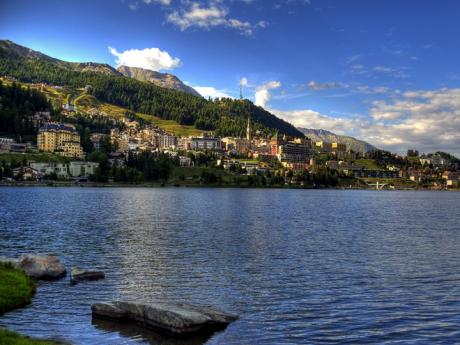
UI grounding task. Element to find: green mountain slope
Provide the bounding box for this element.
[0,40,303,138]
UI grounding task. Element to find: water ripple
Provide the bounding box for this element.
[1,188,460,344]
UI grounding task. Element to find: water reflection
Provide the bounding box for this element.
[1,188,460,344]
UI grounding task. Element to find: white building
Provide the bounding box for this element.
[179,156,192,166]
[29,161,99,179]
[63,103,75,112]
[30,162,69,179]
[68,161,99,177]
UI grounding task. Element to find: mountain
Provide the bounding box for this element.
[299,128,377,153]
[0,39,303,138]
[0,40,120,76]
[117,65,201,97]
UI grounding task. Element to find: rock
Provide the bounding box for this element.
[18,254,66,280]
[70,267,105,285]
[91,301,238,337]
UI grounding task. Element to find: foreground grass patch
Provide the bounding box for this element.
[0,328,57,345]
[0,263,35,315]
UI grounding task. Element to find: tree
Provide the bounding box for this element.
[407,149,419,157]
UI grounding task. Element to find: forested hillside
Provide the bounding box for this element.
[0,40,303,138]
[0,80,50,138]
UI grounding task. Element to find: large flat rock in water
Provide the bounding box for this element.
[91,301,238,337]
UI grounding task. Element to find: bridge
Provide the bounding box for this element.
[366,181,388,190]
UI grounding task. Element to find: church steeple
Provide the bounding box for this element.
[246,117,251,141]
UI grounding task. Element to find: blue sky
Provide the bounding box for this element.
[1,0,460,155]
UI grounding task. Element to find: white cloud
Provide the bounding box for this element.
[108,46,181,71]
[143,0,171,4]
[240,77,248,87]
[166,2,266,35]
[350,64,409,79]
[270,87,460,156]
[255,81,281,108]
[128,2,139,11]
[308,80,344,91]
[194,86,233,99]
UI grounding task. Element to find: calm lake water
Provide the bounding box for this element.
[1,187,460,344]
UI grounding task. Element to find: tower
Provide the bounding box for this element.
[246,117,251,141]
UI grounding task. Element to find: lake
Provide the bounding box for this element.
[1,187,460,344]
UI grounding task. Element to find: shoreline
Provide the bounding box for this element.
[0,181,457,191]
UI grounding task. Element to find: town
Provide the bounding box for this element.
[0,97,459,189]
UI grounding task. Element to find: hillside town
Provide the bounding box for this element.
[1,107,459,189]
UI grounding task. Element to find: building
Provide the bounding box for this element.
[0,138,14,145]
[222,137,250,153]
[12,166,38,181]
[62,103,75,112]
[9,143,27,153]
[30,111,51,129]
[56,141,84,159]
[37,123,83,159]
[30,162,69,179]
[68,161,99,177]
[270,133,284,156]
[0,138,14,152]
[282,162,311,172]
[90,133,105,150]
[315,141,333,152]
[190,136,221,150]
[420,154,450,168]
[332,142,347,152]
[278,140,313,163]
[178,156,192,167]
[159,134,178,150]
[442,171,459,187]
[409,171,426,183]
[331,142,347,159]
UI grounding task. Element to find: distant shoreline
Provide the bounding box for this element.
[0,181,457,191]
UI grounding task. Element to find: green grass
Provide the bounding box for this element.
[137,113,205,137]
[73,93,99,109]
[354,159,382,170]
[170,166,236,185]
[0,328,56,345]
[361,177,417,189]
[0,153,69,164]
[0,264,60,344]
[0,263,35,315]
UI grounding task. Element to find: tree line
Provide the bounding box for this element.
[0,81,50,139]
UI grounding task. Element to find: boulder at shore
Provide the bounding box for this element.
[18,254,66,280]
[91,301,238,337]
[70,267,105,285]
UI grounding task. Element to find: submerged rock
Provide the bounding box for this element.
[18,254,66,280]
[91,301,238,337]
[70,267,105,285]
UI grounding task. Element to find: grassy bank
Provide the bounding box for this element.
[0,263,56,345]
[0,263,35,314]
[0,328,56,345]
